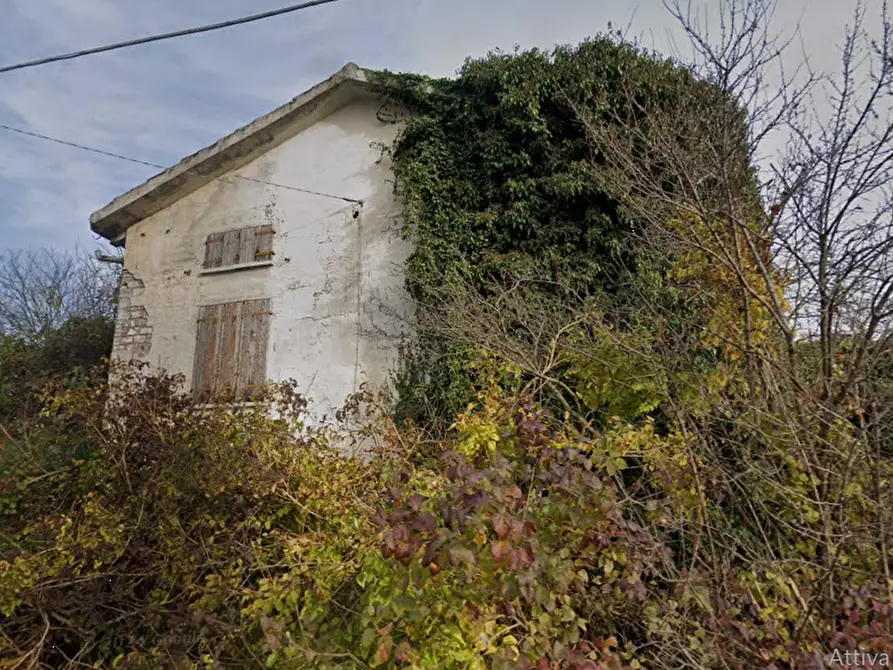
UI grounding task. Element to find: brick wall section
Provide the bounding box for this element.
[114,271,153,358]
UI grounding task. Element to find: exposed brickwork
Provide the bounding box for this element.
[113,271,153,358]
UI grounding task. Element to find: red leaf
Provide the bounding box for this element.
[422,541,437,567]
[492,540,512,562]
[394,541,411,560]
[395,641,411,662]
[510,547,534,570]
[407,494,424,512]
[413,513,437,533]
[493,513,511,540]
[374,635,393,665]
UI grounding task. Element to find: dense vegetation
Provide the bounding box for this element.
[369,38,728,427]
[0,315,115,419]
[3,22,892,670]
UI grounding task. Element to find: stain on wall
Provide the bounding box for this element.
[112,94,415,423]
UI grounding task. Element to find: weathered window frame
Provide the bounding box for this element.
[201,224,275,273]
[191,298,272,402]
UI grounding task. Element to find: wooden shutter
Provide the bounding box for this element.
[253,224,275,262]
[203,233,225,268]
[203,225,274,269]
[215,301,241,394]
[238,298,272,398]
[221,228,242,266]
[193,304,221,400]
[192,299,271,401]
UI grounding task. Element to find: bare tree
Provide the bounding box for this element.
[602,0,893,402]
[0,247,120,343]
[771,2,893,389]
[569,0,893,632]
[408,268,596,420]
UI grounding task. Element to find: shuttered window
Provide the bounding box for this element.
[192,298,272,401]
[203,224,274,269]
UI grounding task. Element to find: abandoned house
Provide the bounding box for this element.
[89,63,414,421]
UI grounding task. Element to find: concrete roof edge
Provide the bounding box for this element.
[89,62,372,240]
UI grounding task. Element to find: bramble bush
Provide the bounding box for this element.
[3,354,890,668]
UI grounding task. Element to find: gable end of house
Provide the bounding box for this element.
[89,62,377,245]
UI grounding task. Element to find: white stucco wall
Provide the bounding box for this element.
[113,93,413,421]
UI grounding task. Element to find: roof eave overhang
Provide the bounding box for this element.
[90,62,374,245]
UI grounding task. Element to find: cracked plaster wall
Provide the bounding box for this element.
[112,94,414,422]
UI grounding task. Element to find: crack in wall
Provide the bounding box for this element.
[353,204,364,393]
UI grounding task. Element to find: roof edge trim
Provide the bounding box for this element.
[90,62,372,242]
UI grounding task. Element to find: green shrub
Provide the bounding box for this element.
[3,363,889,668]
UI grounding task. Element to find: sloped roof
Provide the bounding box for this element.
[90,62,373,244]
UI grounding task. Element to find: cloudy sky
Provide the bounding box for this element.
[0,0,876,253]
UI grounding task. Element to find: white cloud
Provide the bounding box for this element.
[0,0,884,252]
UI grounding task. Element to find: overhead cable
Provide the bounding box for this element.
[0,123,362,204]
[0,0,344,74]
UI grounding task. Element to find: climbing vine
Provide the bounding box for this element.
[368,38,726,426]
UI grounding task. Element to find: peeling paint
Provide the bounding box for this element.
[113,272,153,358]
[108,96,415,423]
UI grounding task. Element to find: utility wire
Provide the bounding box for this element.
[0,123,362,204]
[0,0,344,75]
[0,124,162,168]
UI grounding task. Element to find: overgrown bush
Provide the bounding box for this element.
[1,364,378,668]
[369,37,725,428]
[0,315,114,421]
[3,357,890,668]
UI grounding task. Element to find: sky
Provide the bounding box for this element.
[0,0,879,253]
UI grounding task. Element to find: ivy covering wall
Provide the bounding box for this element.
[368,38,714,426]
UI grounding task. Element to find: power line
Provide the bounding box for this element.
[0,123,362,204]
[0,0,344,75]
[0,124,162,168]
